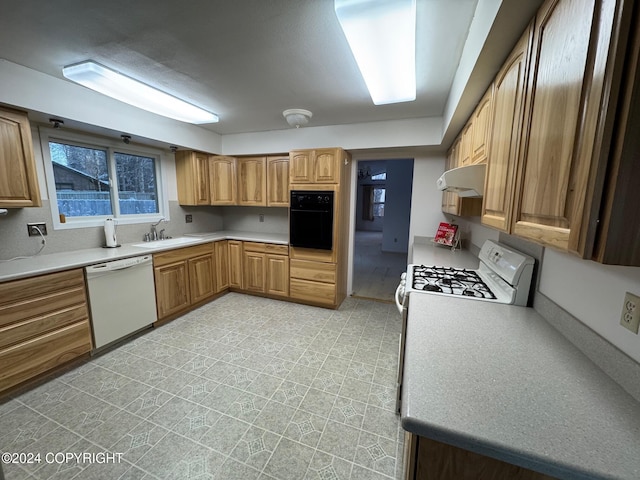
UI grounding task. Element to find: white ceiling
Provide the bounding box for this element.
[0,0,481,136]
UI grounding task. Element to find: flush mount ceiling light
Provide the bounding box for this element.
[283,109,313,128]
[334,0,416,105]
[62,61,219,124]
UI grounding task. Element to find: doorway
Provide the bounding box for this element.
[351,159,413,302]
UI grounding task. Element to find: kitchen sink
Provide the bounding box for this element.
[132,237,202,249]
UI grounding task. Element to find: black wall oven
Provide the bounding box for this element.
[289,190,334,250]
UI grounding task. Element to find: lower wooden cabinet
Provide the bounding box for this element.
[0,269,92,393]
[241,242,289,297]
[215,240,229,291]
[289,258,337,306]
[153,242,217,321]
[228,240,243,288]
[404,433,558,480]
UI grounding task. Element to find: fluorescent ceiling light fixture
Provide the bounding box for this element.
[334,0,416,105]
[62,61,219,124]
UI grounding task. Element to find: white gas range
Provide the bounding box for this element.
[395,240,535,311]
[394,240,535,413]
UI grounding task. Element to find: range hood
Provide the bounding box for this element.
[436,163,486,198]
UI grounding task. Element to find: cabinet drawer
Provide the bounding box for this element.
[290,259,336,284]
[0,320,92,392]
[0,304,89,349]
[153,242,213,266]
[243,242,289,255]
[290,278,336,305]
[0,269,84,307]
[0,286,88,328]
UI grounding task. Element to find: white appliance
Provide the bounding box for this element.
[436,163,486,197]
[394,240,535,413]
[85,255,157,350]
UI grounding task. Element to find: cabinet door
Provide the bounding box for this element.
[215,240,229,292]
[314,149,340,183]
[458,123,473,167]
[470,85,494,165]
[175,151,210,206]
[0,107,41,208]
[228,240,243,288]
[237,157,267,206]
[289,150,313,183]
[154,261,190,319]
[243,251,266,293]
[210,156,237,205]
[442,139,460,215]
[188,253,215,304]
[267,156,290,206]
[266,254,289,296]
[482,28,532,232]
[512,0,598,250]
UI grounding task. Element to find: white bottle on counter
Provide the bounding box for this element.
[104,218,118,247]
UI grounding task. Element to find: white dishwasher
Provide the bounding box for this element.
[85,254,157,350]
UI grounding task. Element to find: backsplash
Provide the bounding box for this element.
[0,201,223,260]
[221,206,288,234]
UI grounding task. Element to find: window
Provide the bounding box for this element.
[371,172,386,181]
[41,129,167,229]
[372,187,385,217]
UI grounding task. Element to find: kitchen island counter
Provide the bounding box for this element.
[402,293,640,479]
[0,230,288,282]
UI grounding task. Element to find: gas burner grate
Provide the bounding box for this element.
[411,265,496,299]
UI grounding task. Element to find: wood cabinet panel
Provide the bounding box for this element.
[266,254,289,297]
[267,156,289,206]
[314,149,340,183]
[289,150,313,183]
[0,304,87,350]
[408,435,558,480]
[459,122,473,167]
[471,85,494,165]
[152,243,215,267]
[290,259,336,284]
[237,157,266,206]
[228,240,243,288]
[175,151,210,206]
[0,107,41,208]
[243,250,266,293]
[188,253,215,304]
[0,321,92,392]
[154,261,190,319]
[215,240,229,292]
[482,27,532,231]
[210,156,237,205]
[290,278,336,305]
[512,0,597,249]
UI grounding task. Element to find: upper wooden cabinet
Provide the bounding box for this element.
[458,123,473,167]
[442,138,482,217]
[480,0,640,264]
[290,148,344,184]
[482,27,532,232]
[267,156,289,206]
[470,85,495,165]
[210,156,237,205]
[0,107,41,208]
[175,150,210,206]
[237,156,266,206]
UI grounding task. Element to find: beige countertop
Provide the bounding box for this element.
[0,230,288,282]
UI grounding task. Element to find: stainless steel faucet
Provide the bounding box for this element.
[150,218,164,240]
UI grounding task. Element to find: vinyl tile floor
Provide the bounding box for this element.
[0,293,404,480]
[352,231,407,303]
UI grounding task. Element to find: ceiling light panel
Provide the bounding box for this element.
[335,0,416,105]
[62,61,219,124]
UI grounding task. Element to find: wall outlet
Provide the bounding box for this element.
[259,214,264,223]
[27,222,47,236]
[620,292,640,334]
[185,214,193,223]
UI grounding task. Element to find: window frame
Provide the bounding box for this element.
[40,127,169,230]
[372,186,385,217]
